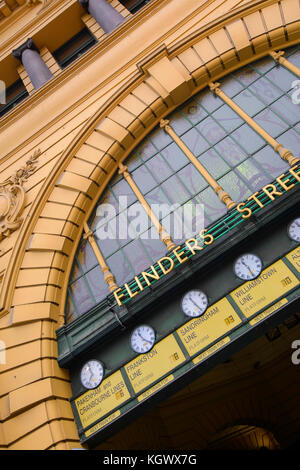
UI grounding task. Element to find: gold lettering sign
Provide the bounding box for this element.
[124,335,185,394]
[177,298,241,357]
[193,337,231,365]
[75,370,131,429]
[230,260,299,318]
[137,375,174,402]
[285,246,300,274]
[249,298,288,326]
[85,410,121,437]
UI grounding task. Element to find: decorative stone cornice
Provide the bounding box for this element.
[0,148,40,241]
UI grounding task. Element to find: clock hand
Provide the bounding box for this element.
[85,364,94,382]
[138,332,151,344]
[241,260,254,275]
[190,298,202,309]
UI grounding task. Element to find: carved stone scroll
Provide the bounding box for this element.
[0,149,40,241]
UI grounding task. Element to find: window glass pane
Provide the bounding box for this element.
[234,89,266,116]
[196,89,223,112]
[160,142,188,171]
[180,100,208,125]
[145,153,174,183]
[264,67,296,92]
[107,251,133,285]
[109,211,131,248]
[146,187,171,217]
[255,108,289,138]
[65,292,77,323]
[253,146,289,178]
[140,230,166,260]
[69,277,95,316]
[137,138,157,161]
[69,258,83,282]
[231,124,265,154]
[250,56,273,74]
[177,163,207,195]
[214,137,248,167]
[277,128,300,156]
[196,187,227,225]
[127,200,152,238]
[126,151,143,171]
[85,265,109,304]
[212,105,243,132]
[196,116,227,146]
[90,188,119,231]
[0,79,28,117]
[111,178,137,207]
[150,127,172,151]
[181,127,210,156]
[246,77,284,106]
[123,239,151,275]
[161,175,190,205]
[219,75,244,97]
[232,66,260,86]
[286,47,300,67]
[218,171,252,201]
[76,239,97,274]
[271,95,300,127]
[96,235,119,258]
[53,28,96,69]
[198,148,230,179]
[170,110,193,135]
[234,160,269,193]
[131,165,157,193]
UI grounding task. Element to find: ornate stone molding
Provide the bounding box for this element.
[0,149,40,241]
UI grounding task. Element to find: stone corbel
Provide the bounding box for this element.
[0,149,40,241]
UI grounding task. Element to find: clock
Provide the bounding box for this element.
[130,325,155,354]
[181,290,208,318]
[80,360,104,390]
[234,253,262,280]
[288,217,300,242]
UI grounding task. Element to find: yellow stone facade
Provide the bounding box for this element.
[0,0,299,449]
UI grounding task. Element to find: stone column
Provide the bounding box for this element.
[79,0,124,33]
[12,38,53,90]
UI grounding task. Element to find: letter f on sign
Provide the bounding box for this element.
[0,81,5,105]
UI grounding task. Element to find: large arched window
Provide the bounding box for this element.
[66,45,300,323]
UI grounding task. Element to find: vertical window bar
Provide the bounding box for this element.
[269,50,300,78]
[118,163,176,251]
[160,119,236,210]
[209,81,299,167]
[83,222,118,292]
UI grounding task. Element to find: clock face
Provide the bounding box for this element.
[130,325,155,354]
[288,217,300,242]
[80,360,104,390]
[234,253,262,280]
[181,290,208,318]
